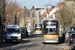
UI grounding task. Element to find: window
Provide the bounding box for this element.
[7,28,20,33]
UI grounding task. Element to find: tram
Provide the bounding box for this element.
[35,23,42,34]
[42,19,59,43]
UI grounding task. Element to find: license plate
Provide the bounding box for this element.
[12,40,16,42]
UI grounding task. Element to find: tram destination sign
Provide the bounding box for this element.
[46,26,56,28]
[36,27,41,28]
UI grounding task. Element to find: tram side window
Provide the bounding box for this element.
[57,28,59,34]
[44,28,48,34]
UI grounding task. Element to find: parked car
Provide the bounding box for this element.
[21,30,26,38]
[68,33,75,50]
[65,31,75,43]
[5,25,22,43]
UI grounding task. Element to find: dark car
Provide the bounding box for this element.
[65,31,75,43]
[21,30,26,38]
[68,33,75,50]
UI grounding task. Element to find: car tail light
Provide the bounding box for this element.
[65,34,66,38]
[71,44,73,46]
[7,36,9,37]
[70,38,73,41]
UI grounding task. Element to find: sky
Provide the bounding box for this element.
[12,0,64,9]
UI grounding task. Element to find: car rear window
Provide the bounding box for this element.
[71,34,75,38]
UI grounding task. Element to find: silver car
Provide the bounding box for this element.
[65,31,75,43]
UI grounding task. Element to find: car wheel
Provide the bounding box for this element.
[18,39,22,43]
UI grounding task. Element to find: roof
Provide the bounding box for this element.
[58,3,63,6]
[41,8,50,17]
[35,8,45,10]
[51,7,56,11]
[49,7,59,16]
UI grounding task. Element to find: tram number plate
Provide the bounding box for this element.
[46,26,56,28]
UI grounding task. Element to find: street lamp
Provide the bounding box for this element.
[15,0,17,25]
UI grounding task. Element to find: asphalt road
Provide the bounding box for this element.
[0,33,68,50]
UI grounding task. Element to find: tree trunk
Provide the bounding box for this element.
[0,17,3,44]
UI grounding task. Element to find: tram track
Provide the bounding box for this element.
[41,43,61,50]
[25,35,40,50]
[42,43,46,50]
[1,34,63,50]
[55,43,58,50]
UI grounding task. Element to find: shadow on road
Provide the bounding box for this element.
[59,37,64,44]
[0,42,19,48]
[0,41,39,50]
[28,34,42,38]
[21,40,31,44]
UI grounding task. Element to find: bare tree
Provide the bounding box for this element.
[5,1,20,25]
[57,2,74,29]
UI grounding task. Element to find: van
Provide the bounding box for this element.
[5,25,22,43]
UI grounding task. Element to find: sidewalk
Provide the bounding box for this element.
[61,43,69,50]
[0,33,5,44]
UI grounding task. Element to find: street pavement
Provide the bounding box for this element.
[0,32,70,50]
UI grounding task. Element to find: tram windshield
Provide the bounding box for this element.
[44,28,57,35]
[35,24,42,30]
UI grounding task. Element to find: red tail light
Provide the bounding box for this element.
[70,38,73,41]
[65,34,66,38]
[71,44,73,46]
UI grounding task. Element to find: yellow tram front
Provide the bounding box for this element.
[35,24,42,34]
[42,19,59,43]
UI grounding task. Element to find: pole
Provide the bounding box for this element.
[45,5,48,19]
[1,0,5,44]
[45,4,52,19]
[15,0,17,25]
[71,17,73,27]
[71,4,74,27]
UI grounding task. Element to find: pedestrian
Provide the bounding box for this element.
[26,30,28,38]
